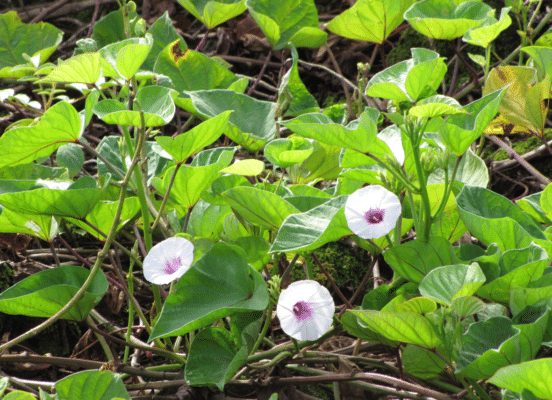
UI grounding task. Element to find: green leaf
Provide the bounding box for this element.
[149,243,269,340]
[55,370,130,400]
[201,175,252,206]
[185,327,247,390]
[451,295,486,319]
[188,90,276,151]
[278,44,319,117]
[4,392,36,400]
[96,136,168,186]
[409,95,468,118]
[98,34,153,79]
[0,207,58,241]
[429,148,489,188]
[41,52,101,84]
[383,296,437,314]
[230,236,271,270]
[405,0,492,40]
[0,265,108,321]
[57,143,84,178]
[142,12,188,71]
[0,101,81,168]
[438,88,507,156]
[154,41,247,111]
[365,48,447,102]
[456,185,552,255]
[264,136,314,168]
[91,8,140,48]
[0,176,105,219]
[463,7,512,48]
[341,310,398,347]
[0,11,63,78]
[344,310,441,348]
[185,311,261,390]
[281,111,378,153]
[476,243,549,303]
[270,196,350,253]
[155,111,231,163]
[419,263,485,305]
[186,200,231,241]
[245,0,327,49]
[457,311,549,379]
[489,358,552,398]
[66,198,141,240]
[403,345,448,379]
[517,191,552,225]
[93,86,178,127]
[223,186,300,230]
[327,0,415,43]
[176,0,246,28]
[156,163,225,214]
[383,236,460,282]
[220,159,265,176]
[522,46,552,82]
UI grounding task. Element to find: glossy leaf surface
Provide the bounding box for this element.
[149,243,269,340]
[0,265,108,321]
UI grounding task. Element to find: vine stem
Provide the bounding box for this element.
[486,134,550,185]
[0,132,141,353]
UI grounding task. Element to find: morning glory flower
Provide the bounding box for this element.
[345,185,401,239]
[143,237,194,285]
[276,280,335,341]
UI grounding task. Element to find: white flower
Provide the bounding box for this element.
[345,185,401,239]
[143,237,194,285]
[276,280,335,341]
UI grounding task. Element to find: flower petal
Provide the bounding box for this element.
[345,185,401,239]
[277,280,335,341]
[143,237,194,284]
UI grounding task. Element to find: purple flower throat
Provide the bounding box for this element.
[293,301,313,321]
[364,208,384,224]
[163,257,183,275]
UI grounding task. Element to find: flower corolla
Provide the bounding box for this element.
[276,280,335,341]
[143,237,194,284]
[345,185,401,239]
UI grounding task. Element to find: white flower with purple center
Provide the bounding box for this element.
[143,237,194,285]
[276,280,335,341]
[345,185,401,239]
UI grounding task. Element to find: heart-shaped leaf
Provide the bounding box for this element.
[327,0,415,44]
[457,311,549,379]
[365,48,447,102]
[93,86,178,127]
[0,101,81,168]
[438,88,506,156]
[245,0,327,49]
[281,111,378,153]
[489,358,552,398]
[344,310,441,348]
[0,176,105,219]
[0,11,63,79]
[176,0,247,29]
[188,90,276,152]
[155,111,231,164]
[223,186,300,230]
[54,370,130,400]
[405,0,492,40]
[0,265,108,321]
[98,34,153,79]
[149,243,269,340]
[41,52,101,84]
[463,7,512,48]
[270,196,349,253]
[419,263,486,305]
[383,236,460,282]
